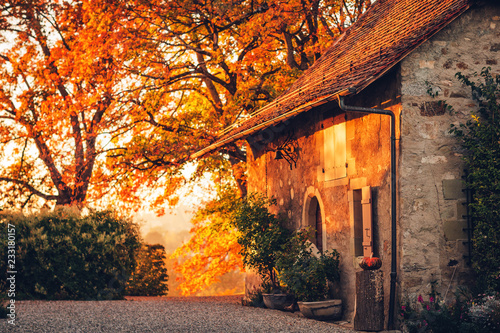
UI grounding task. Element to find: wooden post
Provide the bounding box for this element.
[354,270,384,331]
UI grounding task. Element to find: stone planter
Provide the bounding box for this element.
[297,299,342,321]
[262,293,295,310]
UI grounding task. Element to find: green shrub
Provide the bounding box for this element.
[450,68,500,292]
[276,230,340,302]
[0,207,141,300]
[0,300,7,318]
[400,288,500,333]
[231,193,292,290]
[126,244,169,296]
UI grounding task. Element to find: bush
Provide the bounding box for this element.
[0,207,141,300]
[0,300,7,318]
[276,230,340,302]
[400,289,500,333]
[450,68,500,292]
[126,244,169,296]
[231,193,292,290]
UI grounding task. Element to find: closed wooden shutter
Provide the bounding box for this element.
[323,113,346,180]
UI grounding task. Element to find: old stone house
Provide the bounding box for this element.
[193,0,499,329]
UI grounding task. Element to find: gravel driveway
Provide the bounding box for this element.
[0,295,356,333]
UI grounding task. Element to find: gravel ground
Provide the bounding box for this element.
[0,295,356,333]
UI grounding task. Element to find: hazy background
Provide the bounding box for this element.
[136,204,245,297]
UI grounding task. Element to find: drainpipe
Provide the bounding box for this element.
[338,96,398,330]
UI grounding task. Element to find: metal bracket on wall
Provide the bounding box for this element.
[273,131,299,170]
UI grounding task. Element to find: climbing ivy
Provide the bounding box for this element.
[450,67,500,292]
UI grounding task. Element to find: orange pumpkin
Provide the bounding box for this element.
[359,256,382,270]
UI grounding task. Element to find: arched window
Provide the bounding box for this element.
[307,196,323,253]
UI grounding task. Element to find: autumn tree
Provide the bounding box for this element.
[0,0,147,210]
[123,0,371,293]
[0,0,370,214]
[108,0,371,206]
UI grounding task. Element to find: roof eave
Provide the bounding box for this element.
[190,0,472,160]
[190,89,352,159]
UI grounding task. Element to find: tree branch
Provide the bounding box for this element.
[0,177,58,201]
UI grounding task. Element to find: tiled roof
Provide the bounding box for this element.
[192,0,471,159]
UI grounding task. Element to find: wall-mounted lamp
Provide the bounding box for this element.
[274,132,298,170]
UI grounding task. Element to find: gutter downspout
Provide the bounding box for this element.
[338,96,398,330]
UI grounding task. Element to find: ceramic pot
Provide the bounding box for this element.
[358,257,382,270]
[262,293,295,310]
[297,299,342,320]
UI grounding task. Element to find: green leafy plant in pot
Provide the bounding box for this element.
[231,193,293,308]
[276,230,342,320]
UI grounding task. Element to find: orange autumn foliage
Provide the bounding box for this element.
[0,0,369,214]
[172,187,244,296]
[0,0,143,210]
[105,0,372,211]
[0,1,371,297]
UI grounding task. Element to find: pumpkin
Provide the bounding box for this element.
[359,256,382,270]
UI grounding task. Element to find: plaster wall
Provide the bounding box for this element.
[399,3,500,301]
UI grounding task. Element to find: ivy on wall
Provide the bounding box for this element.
[450,67,500,292]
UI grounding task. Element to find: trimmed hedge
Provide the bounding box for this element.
[0,208,141,300]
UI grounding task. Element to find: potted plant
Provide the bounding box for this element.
[358,253,382,270]
[231,193,294,310]
[276,230,342,320]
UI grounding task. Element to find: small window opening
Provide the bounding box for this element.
[350,186,373,258]
[308,197,323,253]
[353,190,363,257]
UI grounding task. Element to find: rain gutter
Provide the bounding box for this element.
[337,95,398,330]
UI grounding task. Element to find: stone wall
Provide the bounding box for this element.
[399,2,500,301]
[246,67,400,321]
[245,1,500,326]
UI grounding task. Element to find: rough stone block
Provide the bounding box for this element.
[354,270,384,332]
[457,200,468,220]
[419,60,435,69]
[404,276,424,288]
[442,179,465,200]
[443,219,468,241]
[420,101,447,116]
[440,207,455,220]
[450,91,469,98]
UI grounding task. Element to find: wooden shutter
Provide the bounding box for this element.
[323,113,346,180]
[361,186,373,257]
